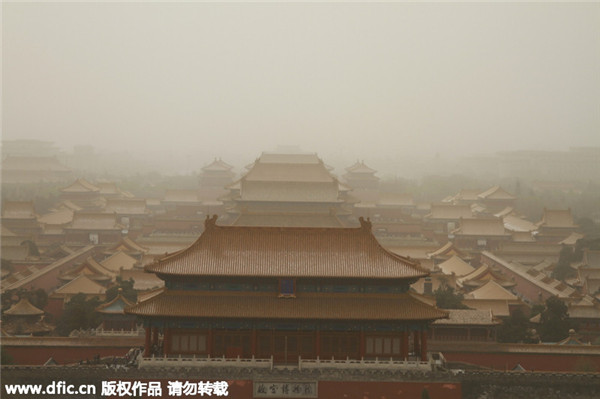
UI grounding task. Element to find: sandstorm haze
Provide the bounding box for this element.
[2,2,600,174]
[5,3,600,383]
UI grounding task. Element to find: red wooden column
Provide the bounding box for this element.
[420,330,428,361]
[144,327,151,357]
[163,328,171,356]
[413,331,420,359]
[359,330,365,358]
[152,327,159,345]
[401,331,408,360]
[251,329,257,357]
[315,329,321,358]
[207,329,213,357]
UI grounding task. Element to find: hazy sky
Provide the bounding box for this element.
[3,2,600,167]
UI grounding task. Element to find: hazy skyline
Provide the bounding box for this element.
[3,3,600,167]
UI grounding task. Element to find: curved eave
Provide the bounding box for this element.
[145,222,429,280]
[125,291,448,321]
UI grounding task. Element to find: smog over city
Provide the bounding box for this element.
[3,2,600,174]
[2,2,600,398]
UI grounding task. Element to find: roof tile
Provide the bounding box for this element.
[126,291,448,321]
[146,218,427,279]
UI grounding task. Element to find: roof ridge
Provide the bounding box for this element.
[53,274,106,294]
[4,297,44,316]
[154,215,375,264]
[96,291,134,312]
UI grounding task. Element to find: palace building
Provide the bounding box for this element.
[126,216,447,363]
[221,152,355,227]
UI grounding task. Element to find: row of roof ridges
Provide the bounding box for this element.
[1,245,96,293]
[481,251,579,298]
[1,201,38,219]
[59,178,134,198]
[178,154,381,175]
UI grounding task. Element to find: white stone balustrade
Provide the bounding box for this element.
[139,354,433,371]
[298,356,431,371]
[139,355,274,369]
[95,328,144,337]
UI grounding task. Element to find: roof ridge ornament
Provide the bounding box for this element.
[204,214,218,229]
[358,216,372,231]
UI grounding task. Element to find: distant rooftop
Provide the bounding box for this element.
[478,185,516,200]
[432,309,498,326]
[202,158,234,172]
[539,209,577,228]
[345,160,377,174]
[61,178,100,194]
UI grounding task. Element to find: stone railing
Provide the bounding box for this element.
[429,341,600,356]
[139,354,436,371]
[95,328,144,337]
[430,352,446,369]
[139,355,274,369]
[298,356,431,371]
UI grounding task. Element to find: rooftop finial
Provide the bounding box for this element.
[358,216,372,231]
[205,214,218,229]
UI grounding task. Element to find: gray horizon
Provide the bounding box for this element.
[3,3,599,173]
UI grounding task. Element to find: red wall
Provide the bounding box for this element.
[2,336,144,365]
[102,380,460,399]
[12,262,52,273]
[3,345,133,365]
[45,297,65,319]
[318,381,461,399]
[442,351,600,372]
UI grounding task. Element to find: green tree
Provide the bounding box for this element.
[574,357,598,373]
[1,288,48,312]
[20,240,40,257]
[434,284,469,309]
[497,309,531,343]
[574,237,600,259]
[552,246,575,281]
[577,217,600,240]
[24,288,48,310]
[421,387,431,399]
[1,347,14,365]
[530,303,545,318]
[538,297,570,343]
[55,294,102,336]
[1,258,14,273]
[105,277,137,303]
